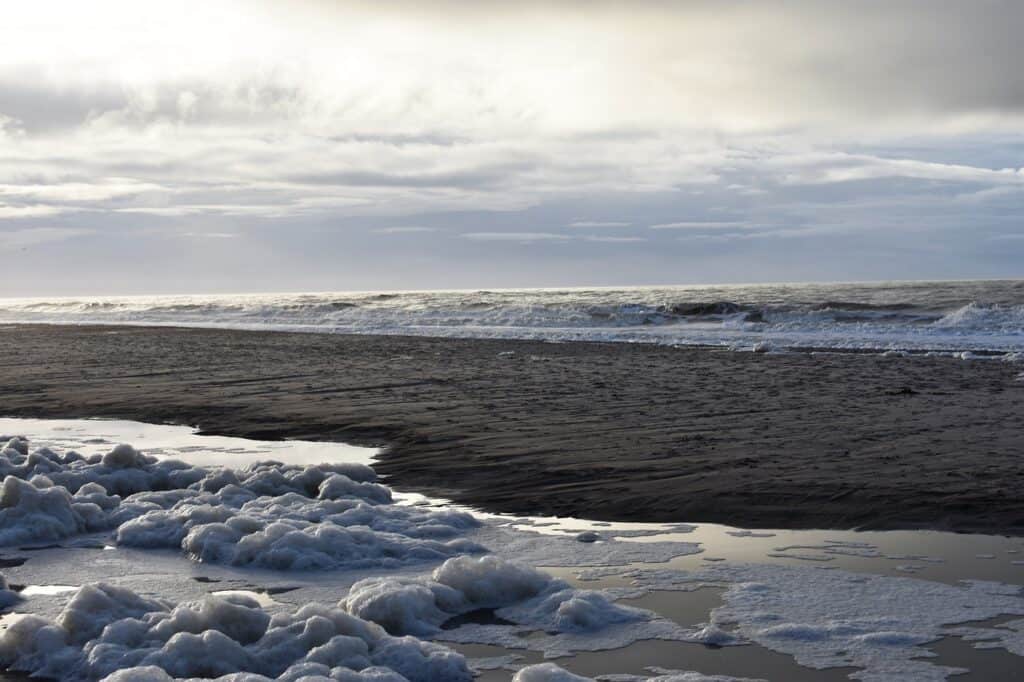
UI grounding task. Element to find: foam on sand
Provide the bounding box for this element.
[0,583,473,682]
[0,557,719,682]
[593,562,1024,681]
[0,437,701,571]
[2,430,1023,681]
[345,555,646,638]
[0,438,484,570]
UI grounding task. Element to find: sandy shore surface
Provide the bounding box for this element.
[0,324,1022,534]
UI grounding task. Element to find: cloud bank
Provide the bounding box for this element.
[0,0,1021,293]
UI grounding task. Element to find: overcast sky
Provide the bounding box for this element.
[1,0,1022,295]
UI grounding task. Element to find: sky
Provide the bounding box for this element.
[0,0,1022,295]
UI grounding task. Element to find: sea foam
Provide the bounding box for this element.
[1,280,1022,354]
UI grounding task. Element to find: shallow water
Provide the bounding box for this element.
[402,495,1024,587]
[0,417,376,468]
[0,417,1021,681]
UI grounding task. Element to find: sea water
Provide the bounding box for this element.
[1,279,1023,355]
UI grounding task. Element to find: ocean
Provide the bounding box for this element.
[1,279,1023,355]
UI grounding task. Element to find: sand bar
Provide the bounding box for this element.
[0,324,1022,534]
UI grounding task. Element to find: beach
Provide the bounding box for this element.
[6,4,1024,677]
[2,323,1021,535]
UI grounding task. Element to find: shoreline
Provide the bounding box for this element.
[1,323,1022,535]
[0,318,1020,358]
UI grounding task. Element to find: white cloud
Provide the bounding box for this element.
[0,179,167,202]
[114,205,288,217]
[461,232,570,242]
[180,232,236,239]
[0,204,65,218]
[582,235,647,243]
[372,226,439,234]
[650,221,749,230]
[774,153,1024,186]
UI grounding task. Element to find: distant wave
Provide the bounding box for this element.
[0,281,1022,355]
[811,300,920,312]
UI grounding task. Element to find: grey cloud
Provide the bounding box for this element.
[0,203,68,218]
[288,163,537,189]
[0,72,305,134]
[568,221,632,228]
[179,232,238,239]
[0,227,93,251]
[0,81,127,133]
[372,226,439,234]
[0,1,1022,293]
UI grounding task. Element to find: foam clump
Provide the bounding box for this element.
[2,437,30,456]
[345,555,550,637]
[687,623,741,647]
[0,440,483,571]
[0,476,92,544]
[124,486,483,571]
[345,556,645,638]
[0,583,473,682]
[102,444,152,469]
[0,572,22,610]
[0,441,204,498]
[512,663,590,682]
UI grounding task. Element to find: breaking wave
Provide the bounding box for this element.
[0,280,1022,354]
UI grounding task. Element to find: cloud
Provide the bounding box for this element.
[372,226,439,234]
[0,2,1022,291]
[1,2,1020,235]
[581,235,647,243]
[0,227,92,250]
[568,221,632,228]
[180,232,236,239]
[0,179,167,202]
[0,204,66,218]
[461,232,645,244]
[461,232,570,242]
[7,1,1022,134]
[650,221,749,230]
[674,222,878,242]
[773,153,1024,186]
[114,205,287,217]
[288,163,536,189]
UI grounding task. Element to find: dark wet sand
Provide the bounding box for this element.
[1,324,1022,534]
